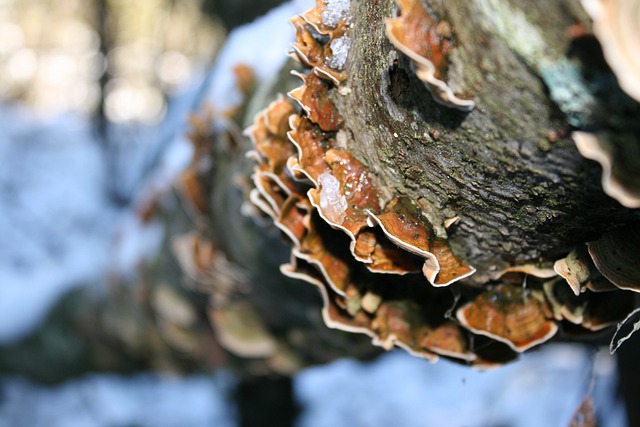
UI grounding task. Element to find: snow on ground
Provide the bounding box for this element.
[0,0,308,346]
[205,0,313,113]
[0,67,201,344]
[0,372,236,427]
[0,107,118,343]
[296,346,626,427]
[0,345,624,427]
[0,0,312,335]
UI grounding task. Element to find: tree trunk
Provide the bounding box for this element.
[223,0,640,367]
[341,0,638,276]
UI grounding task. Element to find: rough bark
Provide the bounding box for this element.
[339,0,639,281]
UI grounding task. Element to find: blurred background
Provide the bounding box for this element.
[0,1,631,426]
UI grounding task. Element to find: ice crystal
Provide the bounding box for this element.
[326,36,351,70]
[321,0,351,28]
[319,172,348,224]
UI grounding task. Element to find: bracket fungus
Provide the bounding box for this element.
[587,225,640,293]
[571,0,640,209]
[366,196,475,287]
[456,284,558,353]
[573,131,640,208]
[288,71,344,132]
[385,0,475,111]
[289,1,350,85]
[554,248,593,296]
[581,0,640,103]
[236,0,640,367]
[243,0,489,365]
[208,301,278,358]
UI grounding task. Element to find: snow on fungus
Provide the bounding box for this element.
[385,0,475,111]
[308,148,382,243]
[289,0,350,85]
[456,285,558,352]
[325,35,351,70]
[318,172,348,225]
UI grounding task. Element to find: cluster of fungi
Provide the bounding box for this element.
[243,0,640,366]
[177,0,640,368]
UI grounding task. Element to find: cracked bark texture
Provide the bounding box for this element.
[333,0,639,283]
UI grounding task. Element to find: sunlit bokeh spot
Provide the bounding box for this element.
[0,0,223,119]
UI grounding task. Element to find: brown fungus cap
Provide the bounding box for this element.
[179,108,217,216]
[245,95,297,185]
[367,196,475,286]
[172,232,218,288]
[172,232,249,296]
[288,1,349,85]
[280,255,374,336]
[289,71,343,132]
[294,212,359,297]
[543,279,589,325]
[281,220,479,363]
[385,0,475,111]
[580,290,637,331]
[249,188,278,220]
[352,229,423,274]
[274,195,312,248]
[495,264,557,280]
[456,284,558,352]
[587,225,640,292]
[416,322,476,362]
[308,148,382,238]
[252,172,288,217]
[287,116,336,185]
